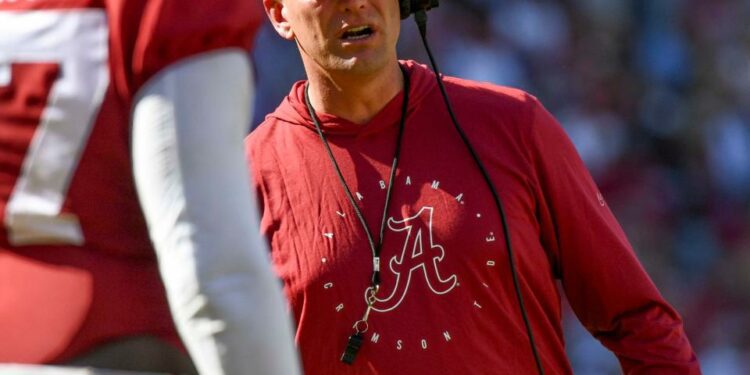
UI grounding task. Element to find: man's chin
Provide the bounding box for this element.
[330,55,388,75]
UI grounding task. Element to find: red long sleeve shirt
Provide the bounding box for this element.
[246,60,700,374]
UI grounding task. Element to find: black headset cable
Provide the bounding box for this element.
[413,9,546,375]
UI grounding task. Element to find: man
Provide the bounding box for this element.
[0,1,299,374]
[247,0,701,373]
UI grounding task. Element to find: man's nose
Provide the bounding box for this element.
[340,0,368,14]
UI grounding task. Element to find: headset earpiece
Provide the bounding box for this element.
[399,0,439,20]
[399,0,410,20]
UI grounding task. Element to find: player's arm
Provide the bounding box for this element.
[131,49,301,375]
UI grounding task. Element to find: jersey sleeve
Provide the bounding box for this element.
[525,97,701,373]
[106,0,264,96]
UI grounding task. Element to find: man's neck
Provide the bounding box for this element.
[305,62,403,125]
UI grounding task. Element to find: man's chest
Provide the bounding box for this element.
[265,132,542,359]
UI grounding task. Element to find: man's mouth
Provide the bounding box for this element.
[341,26,374,41]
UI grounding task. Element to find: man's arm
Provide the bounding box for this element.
[131,49,300,375]
[525,96,700,373]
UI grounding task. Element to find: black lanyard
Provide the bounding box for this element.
[304,64,410,364]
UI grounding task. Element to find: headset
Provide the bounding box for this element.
[398,1,546,374]
[399,0,439,19]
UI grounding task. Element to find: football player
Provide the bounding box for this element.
[0,1,299,374]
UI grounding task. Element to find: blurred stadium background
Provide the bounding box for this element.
[251,0,750,373]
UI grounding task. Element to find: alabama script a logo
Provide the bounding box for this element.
[371,206,457,312]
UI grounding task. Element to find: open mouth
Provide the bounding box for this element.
[341,26,374,41]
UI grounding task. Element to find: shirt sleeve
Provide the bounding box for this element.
[526,96,701,373]
[106,0,264,96]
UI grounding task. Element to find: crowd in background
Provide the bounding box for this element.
[252,0,750,373]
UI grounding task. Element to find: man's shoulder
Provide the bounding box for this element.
[245,115,293,165]
[444,75,538,113]
[112,0,264,94]
[405,60,538,115]
[246,120,275,148]
[436,75,543,130]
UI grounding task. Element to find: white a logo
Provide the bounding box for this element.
[372,207,457,312]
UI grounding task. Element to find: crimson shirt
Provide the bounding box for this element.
[0,0,263,363]
[246,61,700,374]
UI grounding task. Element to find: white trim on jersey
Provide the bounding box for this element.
[131,50,301,375]
[0,364,161,375]
[0,10,109,246]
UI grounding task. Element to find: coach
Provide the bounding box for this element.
[245,0,701,373]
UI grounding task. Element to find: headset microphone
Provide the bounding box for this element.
[399,0,439,19]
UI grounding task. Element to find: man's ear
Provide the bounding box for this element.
[264,0,294,40]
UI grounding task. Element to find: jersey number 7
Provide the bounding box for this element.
[0,10,109,246]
